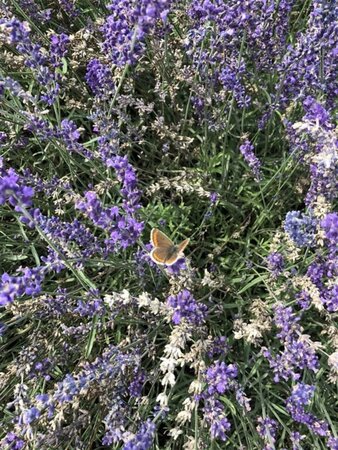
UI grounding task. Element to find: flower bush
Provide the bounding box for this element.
[0,1,338,449]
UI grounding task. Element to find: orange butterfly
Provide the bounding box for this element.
[150,228,190,266]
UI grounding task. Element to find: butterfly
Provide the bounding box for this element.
[150,228,190,266]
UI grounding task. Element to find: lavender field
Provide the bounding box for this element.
[0,1,338,449]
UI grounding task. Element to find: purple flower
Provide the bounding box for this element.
[74,147,144,252]
[328,436,338,450]
[107,155,141,213]
[322,285,338,312]
[321,213,338,248]
[0,76,36,104]
[60,0,80,16]
[303,97,332,128]
[288,382,314,405]
[273,304,299,339]
[167,290,207,325]
[76,191,119,229]
[296,290,311,310]
[74,294,106,317]
[306,260,327,286]
[266,252,284,277]
[0,267,45,307]
[133,244,161,281]
[286,383,329,437]
[277,4,338,110]
[207,336,228,358]
[24,345,141,434]
[0,17,67,105]
[38,75,60,105]
[204,361,238,395]
[0,322,7,336]
[9,0,51,23]
[235,385,251,412]
[30,358,52,381]
[123,420,155,450]
[286,95,338,208]
[49,33,70,68]
[0,18,31,45]
[219,62,250,107]
[86,59,114,97]
[239,139,262,181]
[290,431,305,450]
[0,165,34,210]
[25,114,54,139]
[27,208,103,262]
[262,305,319,382]
[54,373,80,403]
[209,191,219,204]
[284,211,316,247]
[102,0,171,66]
[165,258,187,275]
[128,369,145,398]
[204,192,219,219]
[76,186,144,253]
[0,131,7,145]
[0,432,25,450]
[256,416,278,445]
[102,400,126,445]
[58,119,93,159]
[203,398,231,441]
[186,0,295,116]
[21,406,40,425]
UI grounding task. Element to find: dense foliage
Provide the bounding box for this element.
[0,0,337,449]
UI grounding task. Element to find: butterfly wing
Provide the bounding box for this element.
[164,251,181,265]
[150,247,172,265]
[177,238,190,253]
[162,238,190,266]
[151,228,174,248]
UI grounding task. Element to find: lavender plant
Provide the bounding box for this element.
[1,1,338,449]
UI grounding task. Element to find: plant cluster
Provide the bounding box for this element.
[0,1,337,449]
